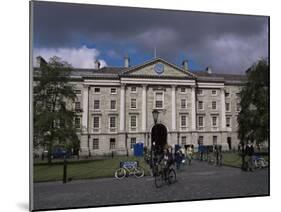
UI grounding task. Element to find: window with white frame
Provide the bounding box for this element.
[226,116,231,127]
[211,90,217,96]
[74,117,81,128]
[110,138,116,149]
[198,101,204,110]
[180,87,186,93]
[180,115,187,128]
[198,116,204,127]
[155,92,164,109]
[131,98,137,109]
[213,136,218,145]
[212,116,218,127]
[94,87,100,93]
[130,115,137,129]
[110,100,116,110]
[197,89,203,95]
[236,102,241,112]
[75,102,81,110]
[181,99,187,109]
[130,137,136,149]
[94,100,100,110]
[110,88,117,94]
[131,86,137,92]
[93,138,99,149]
[226,102,231,112]
[198,136,204,145]
[93,116,100,129]
[181,136,187,146]
[109,116,116,130]
[212,101,217,110]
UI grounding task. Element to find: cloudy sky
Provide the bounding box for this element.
[32,1,268,74]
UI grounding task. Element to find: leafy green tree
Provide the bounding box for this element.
[238,58,269,168]
[33,56,80,164]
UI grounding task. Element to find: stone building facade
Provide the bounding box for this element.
[36,56,246,156]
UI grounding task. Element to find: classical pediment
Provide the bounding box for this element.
[121,57,196,79]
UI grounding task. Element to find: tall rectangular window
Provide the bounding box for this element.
[181,115,187,127]
[131,98,137,109]
[198,116,204,127]
[110,138,116,149]
[74,117,80,128]
[181,99,187,109]
[130,115,137,128]
[109,116,116,129]
[226,116,231,127]
[236,102,241,112]
[212,101,217,110]
[155,92,164,109]
[94,100,100,110]
[212,116,218,127]
[198,101,204,110]
[213,136,218,145]
[93,138,99,149]
[226,102,231,112]
[130,137,136,149]
[110,100,116,110]
[93,116,100,129]
[75,102,81,110]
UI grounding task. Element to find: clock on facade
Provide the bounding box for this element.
[154,63,164,75]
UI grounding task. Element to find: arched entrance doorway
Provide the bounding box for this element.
[151,124,167,153]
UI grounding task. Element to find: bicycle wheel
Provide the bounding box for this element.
[154,172,163,188]
[167,168,176,185]
[115,168,126,179]
[134,167,145,178]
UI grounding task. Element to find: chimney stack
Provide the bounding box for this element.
[94,60,101,69]
[36,56,47,68]
[124,55,130,68]
[182,60,189,71]
[206,66,212,74]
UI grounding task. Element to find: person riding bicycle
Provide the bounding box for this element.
[162,148,174,177]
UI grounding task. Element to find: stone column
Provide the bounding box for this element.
[191,86,196,131]
[142,85,147,132]
[220,88,226,131]
[171,85,176,131]
[82,85,89,133]
[120,84,126,131]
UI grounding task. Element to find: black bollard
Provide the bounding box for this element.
[63,156,67,184]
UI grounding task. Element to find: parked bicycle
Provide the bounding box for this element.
[154,161,176,188]
[253,155,268,169]
[114,161,145,179]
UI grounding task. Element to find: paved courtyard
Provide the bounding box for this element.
[33,160,269,211]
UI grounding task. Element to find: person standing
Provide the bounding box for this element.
[186,145,193,165]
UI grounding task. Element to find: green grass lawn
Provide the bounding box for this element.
[34,156,150,182]
[222,152,269,168]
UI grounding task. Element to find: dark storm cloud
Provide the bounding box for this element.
[33,1,268,73]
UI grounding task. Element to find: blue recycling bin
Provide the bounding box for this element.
[133,143,144,157]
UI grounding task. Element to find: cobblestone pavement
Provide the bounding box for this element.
[33,161,269,210]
